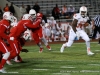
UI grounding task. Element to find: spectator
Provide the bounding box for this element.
[68,5,75,18]
[92,15,100,44]
[52,4,60,20]
[3,3,9,12]
[32,2,40,13]
[26,5,31,13]
[0,7,3,19]
[61,4,69,19]
[20,3,26,17]
[9,2,15,15]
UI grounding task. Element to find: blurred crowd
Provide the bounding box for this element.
[0,2,100,43]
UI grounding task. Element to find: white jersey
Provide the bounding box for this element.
[73,13,89,31]
[49,20,57,30]
[11,16,18,27]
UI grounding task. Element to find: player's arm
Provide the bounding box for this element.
[25,13,43,28]
[0,25,10,39]
[84,16,91,27]
[71,14,78,32]
[71,19,78,32]
[91,19,95,29]
[25,19,42,29]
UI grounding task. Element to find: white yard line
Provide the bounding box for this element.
[88,64,100,66]
[53,73,70,75]
[80,70,100,73]
[61,66,76,69]
[33,69,48,71]
[95,50,100,51]
[7,72,19,73]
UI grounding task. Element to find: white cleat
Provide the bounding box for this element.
[60,44,66,53]
[87,51,94,56]
[46,45,51,51]
[0,68,7,73]
[6,60,13,65]
[49,40,52,42]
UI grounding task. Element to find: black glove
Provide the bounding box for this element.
[21,49,29,53]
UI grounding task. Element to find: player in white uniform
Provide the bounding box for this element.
[41,19,52,42]
[60,6,94,55]
[49,17,61,41]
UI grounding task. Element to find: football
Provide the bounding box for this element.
[84,22,89,27]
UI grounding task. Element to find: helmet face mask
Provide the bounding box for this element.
[3,12,13,22]
[11,16,17,23]
[80,6,87,18]
[29,9,36,19]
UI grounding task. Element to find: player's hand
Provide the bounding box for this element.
[36,13,43,19]
[21,49,29,53]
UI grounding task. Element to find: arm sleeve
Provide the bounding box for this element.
[25,19,41,29]
[0,25,9,39]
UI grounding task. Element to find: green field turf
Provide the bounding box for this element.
[2,42,100,75]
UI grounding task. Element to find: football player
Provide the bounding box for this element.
[60,6,94,55]
[0,11,14,73]
[29,9,51,53]
[6,13,42,65]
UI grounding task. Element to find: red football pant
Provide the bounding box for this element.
[8,40,21,60]
[32,27,43,44]
[0,39,9,53]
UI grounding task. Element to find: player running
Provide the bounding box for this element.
[60,6,94,55]
[29,9,51,53]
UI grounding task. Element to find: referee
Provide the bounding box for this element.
[92,15,100,43]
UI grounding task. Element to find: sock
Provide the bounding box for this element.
[37,42,43,48]
[87,47,90,53]
[0,59,6,69]
[86,41,90,52]
[41,37,48,46]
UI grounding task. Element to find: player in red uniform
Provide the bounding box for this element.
[6,14,42,64]
[29,9,51,53]
[0,11,14,73]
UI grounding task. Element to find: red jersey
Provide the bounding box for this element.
[9,19,41,39]
[0,20,10,40]
[31,18,42,32]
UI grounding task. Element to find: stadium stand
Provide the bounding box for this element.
[7,0,100,22]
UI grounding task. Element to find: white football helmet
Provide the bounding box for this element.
[49,16,54,21]
[3,11,13,22]
[23,29,32,40]
[29,9,36,19]
[79,6,87,17]
[22,14,32,20]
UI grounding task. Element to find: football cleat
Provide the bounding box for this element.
[6,60,13,65]
[0,68,7,73]
[14,60,21,63]
[60,44,66,53]
[46,45,51,50]
[39,48,43,53]
[87,51,94,56]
